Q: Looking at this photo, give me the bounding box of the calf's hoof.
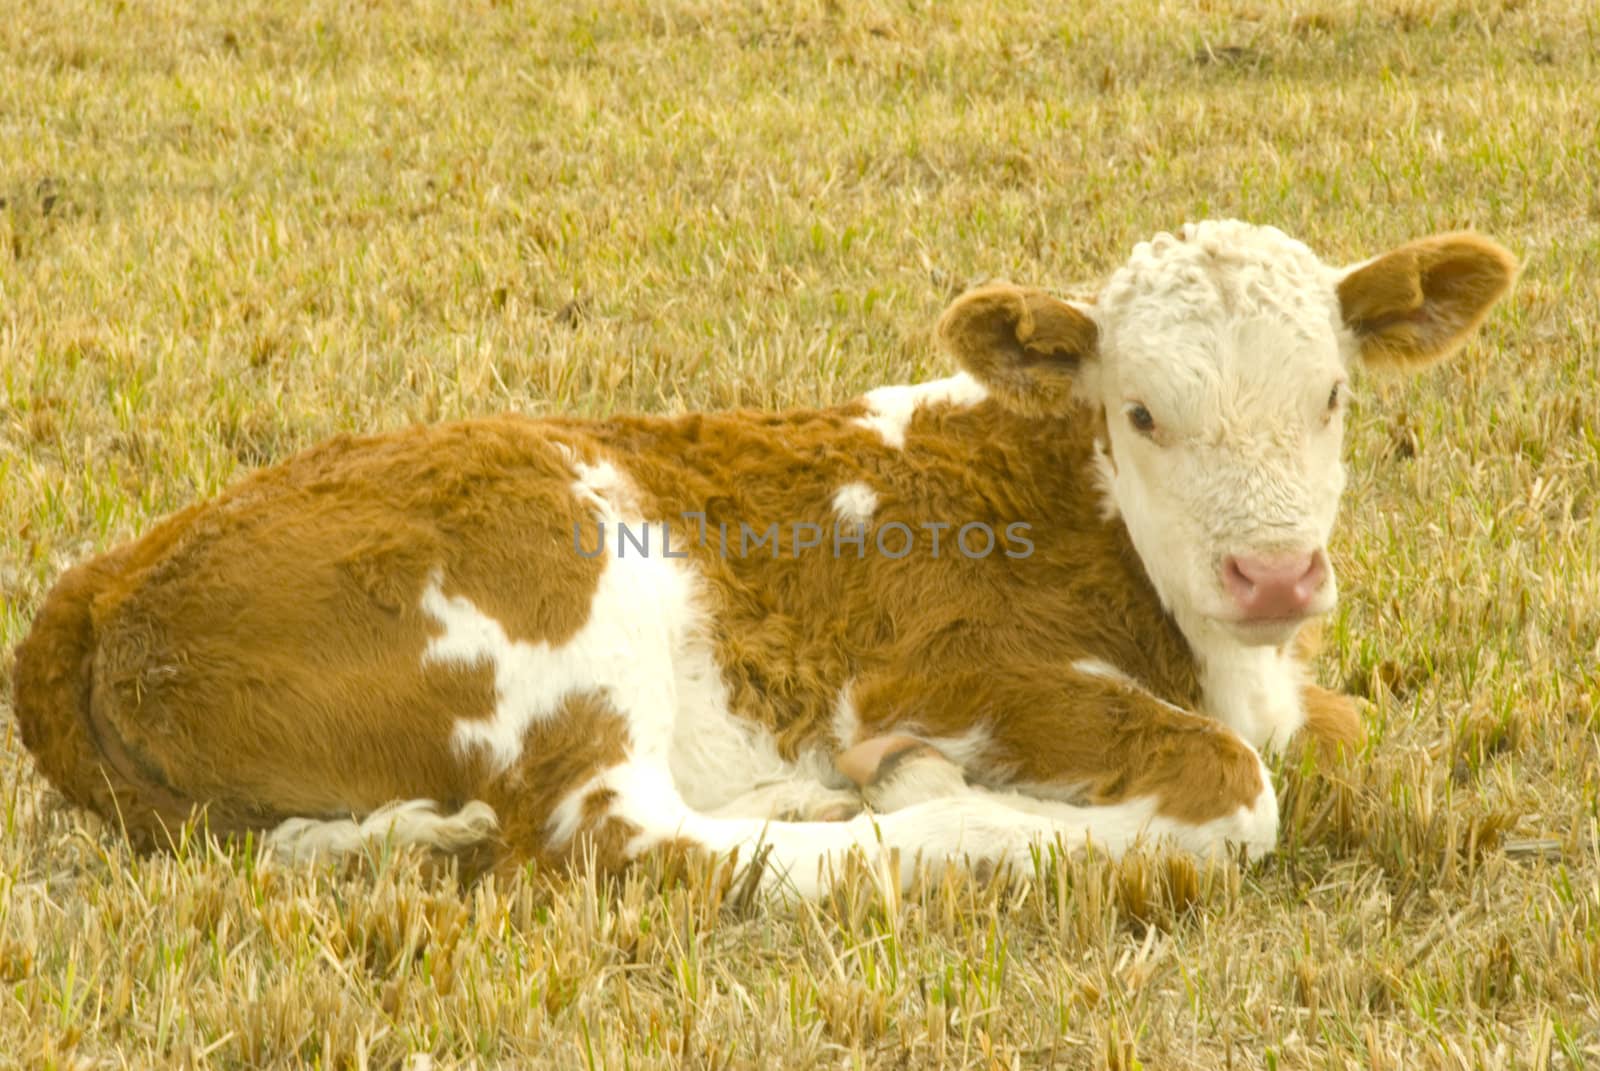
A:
[835,735,968,814]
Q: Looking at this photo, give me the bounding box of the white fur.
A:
[666,623,857,817]
[1090,221,1348,650]
[546,770,610,848]
[1184,621,1310,751]
[704,778,862,822]
[831,685,862,750]
[1012,753,1276,859]
[910,725,992,772]
[864,742,1277,860]
[853,372,987,449]
[591,756,1086,898]
[422,544,690,770]
[422,459,692,771]
[1090,440,1121,521]
[830,481,879,527]
[1070,657,1139,687]
[266,800,498,861]
[433,456,862,831]
[860,744,968,813]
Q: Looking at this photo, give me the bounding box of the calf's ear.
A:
[936,283,1099,417]
[1337,233,1517,370]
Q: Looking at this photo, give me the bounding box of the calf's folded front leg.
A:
[839,663,1280,859]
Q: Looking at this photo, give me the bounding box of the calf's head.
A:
[941,221,1516,646]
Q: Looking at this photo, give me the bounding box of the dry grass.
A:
[2,0,1598,1066]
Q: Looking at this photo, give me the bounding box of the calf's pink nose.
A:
[1222,550,1327,619]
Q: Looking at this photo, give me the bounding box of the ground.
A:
[2,1,1598,1067]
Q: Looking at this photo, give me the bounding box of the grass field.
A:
[3,0,1599,1066]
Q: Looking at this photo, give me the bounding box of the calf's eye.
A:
[1127,404,1155,434]
[1326,381,1355,417]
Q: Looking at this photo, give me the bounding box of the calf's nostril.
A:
[1298,550,1329,594]
[1223,555,1254,591]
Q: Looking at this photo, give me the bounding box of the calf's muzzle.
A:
[1222,550,1328,621]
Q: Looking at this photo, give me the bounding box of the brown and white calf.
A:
[11,222,1515,897]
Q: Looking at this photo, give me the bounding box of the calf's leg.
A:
[840,663,1280,859]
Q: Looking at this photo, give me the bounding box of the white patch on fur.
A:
[421,460,691,770]
[706,777,862,822]
[1090,441,1120,521]
[265,800,498,861]
[830,482,879,527]
[666,631,853,814]
[569,457,637,517]
[432,452,860,837]
[913,725,991,771]
[831,685,862,749]
[598,756,1088,899]
[1070,657,1138,686]
[546,770,611,848]
[1185,622,1309,751]
[421,549,686,770]
[853,372,988,449]
[645,567,858,815]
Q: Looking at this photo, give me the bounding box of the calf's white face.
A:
[940,220,1516,648]
[1093,222,1351,643]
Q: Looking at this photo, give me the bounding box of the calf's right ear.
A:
[937,283,1099,418]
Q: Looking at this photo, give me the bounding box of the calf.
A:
[11,222,1515,897]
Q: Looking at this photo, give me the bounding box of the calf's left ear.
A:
[1337,233,1518,370]
[936,283,1099,417]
